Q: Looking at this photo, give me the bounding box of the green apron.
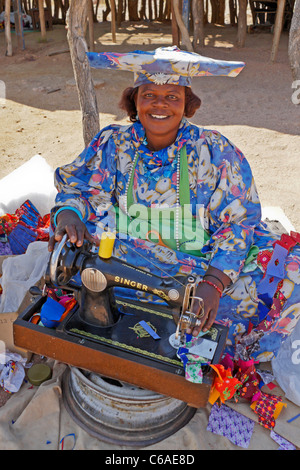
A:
[117,146,210,257]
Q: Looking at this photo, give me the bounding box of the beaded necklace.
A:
[124,147,181,251]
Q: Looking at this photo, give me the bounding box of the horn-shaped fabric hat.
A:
[86,46,245,87]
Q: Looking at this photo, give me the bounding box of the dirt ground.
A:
[0,18,300,230]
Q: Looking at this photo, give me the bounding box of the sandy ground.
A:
[0,18,300,448]
[0,18,299,233]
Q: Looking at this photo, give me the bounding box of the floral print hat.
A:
[86,46,245,88]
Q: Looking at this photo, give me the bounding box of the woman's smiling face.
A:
[135,83,186,151]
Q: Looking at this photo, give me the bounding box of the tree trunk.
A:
[192,0,205,48]
[236,0,247,47]
[163,0,171,20]
[217,0,225,24]
[153,0,158,18]
[229,0,237,25]
[158,0,164,19]
[210,0,218,22]
[128,0,139,20]
[102,0,110,21]
[94,0,100,20]
[66,0,100,147]
[289,0,300,80]
[139,0,146,19]
[148,0,153,20]
[53,0,59,21]
[173,0,194,51]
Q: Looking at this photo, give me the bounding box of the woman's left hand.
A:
[186,281,221,336]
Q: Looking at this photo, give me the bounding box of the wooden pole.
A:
[192,0,205,48]
[38,0,47,41]
[66,0,100,147]
[5,0,12,56]
[88,0,95,51]
[236,0,247,47]
[173,0,194,51]
[182,0,190,31]
[217,0,225,24]
[13,0,25,50]
[111,0,116,43]
[171,0,180,46]
[270,0,286,62]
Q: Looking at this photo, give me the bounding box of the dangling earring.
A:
[135,112,139,121]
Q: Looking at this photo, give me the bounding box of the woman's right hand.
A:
[48,209,98,252]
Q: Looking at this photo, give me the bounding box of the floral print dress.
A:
[52,118,300,362]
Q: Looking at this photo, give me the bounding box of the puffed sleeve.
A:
[199,130,261,282]
[52,125,119,234]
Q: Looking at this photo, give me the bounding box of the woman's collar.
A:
[132,118,189,153]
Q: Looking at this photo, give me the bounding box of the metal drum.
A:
[62,366,197,447]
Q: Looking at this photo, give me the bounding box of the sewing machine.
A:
[13,234,228,408]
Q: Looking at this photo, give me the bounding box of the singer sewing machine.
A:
[13,234,228,408]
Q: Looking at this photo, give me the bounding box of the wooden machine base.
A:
[13,296,228,408]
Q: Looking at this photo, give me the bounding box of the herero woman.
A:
[49,46,300,364]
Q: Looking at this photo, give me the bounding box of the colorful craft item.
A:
[273,233,299,252]
[40,297,66,328]
[207,403,255,449]
[270,430,296,450]
[177,333,210,384]
[209,364,242,405]
[234,359,261,402]
[250,231,300,344]
[251,391,286,430]
[290,231,300,244]
[0,242,13,256]
[234,330,264,361]
[0,200,50,255]
[177,346,206,384]
[257,249,273,272]
[256,292,287,333]
[29,289,76,327]
[58,298,77,322]
[255,231,300,330]
[209,353,289,433]
[16,199,40,229]
[36,213,50,241]
[0,213,19,236]
[8,224,38,254]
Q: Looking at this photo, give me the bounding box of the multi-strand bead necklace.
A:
[124,147,181,251]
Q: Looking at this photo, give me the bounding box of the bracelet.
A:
[203,274,225,291]
[53,206,83,227]
[199,279,223,297]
